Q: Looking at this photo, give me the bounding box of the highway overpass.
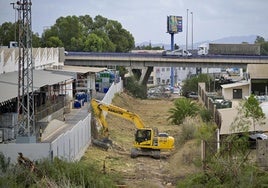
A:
[64,52,268,85]
[64,52,268,69]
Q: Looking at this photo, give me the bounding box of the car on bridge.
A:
[162,49,192,57]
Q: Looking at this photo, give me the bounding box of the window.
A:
[157,78,161,84]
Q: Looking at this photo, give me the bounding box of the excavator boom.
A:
[91,99,146,129]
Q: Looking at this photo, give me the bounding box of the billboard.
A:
[167,16,182,34]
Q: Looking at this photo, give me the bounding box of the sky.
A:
[1,0,268,46]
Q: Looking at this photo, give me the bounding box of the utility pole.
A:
[13,0,35,143]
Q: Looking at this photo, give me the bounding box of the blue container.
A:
[74,100,81,108]
[76,93,81,100]
[103,88,109,93]
[76,92,87,102]
[84,94,88,102]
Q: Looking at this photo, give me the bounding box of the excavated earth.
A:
[82,92,201,188]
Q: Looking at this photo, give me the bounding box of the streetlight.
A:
[191,12,193,50]
[186,9,189,50]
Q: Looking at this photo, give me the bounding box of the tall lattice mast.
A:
[15,0,35,142]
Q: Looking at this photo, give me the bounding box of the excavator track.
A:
[131,148,160,159]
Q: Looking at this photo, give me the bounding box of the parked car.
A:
[187,92,198,99]
[249,132,268,140]
[239,132,268,149]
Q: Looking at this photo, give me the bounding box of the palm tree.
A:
[168,98,199,125]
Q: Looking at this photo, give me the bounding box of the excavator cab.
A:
[135,129,152,143]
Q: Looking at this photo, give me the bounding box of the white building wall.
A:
[222,85,250,100]
[153,66,196,86]
[0,48,61,74]
[201,68,222,74]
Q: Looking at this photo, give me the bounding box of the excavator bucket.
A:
[92,138,113,150]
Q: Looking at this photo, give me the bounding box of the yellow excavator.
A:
[91,98,175,159]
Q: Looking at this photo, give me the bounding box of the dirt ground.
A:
[83,92,201,188]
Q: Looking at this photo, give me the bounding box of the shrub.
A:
[199,108,213,123]
[0,157,117,188]
[125,76,147,99]
[177,117,199,145]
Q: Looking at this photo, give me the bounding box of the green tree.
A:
[134,45,163,50]
[93,15,108,30]
[125,76,147,99]
[182,74,212,97]
[243,94,265,132]
[78,15,93,36]
[255,36,265,43]
[70,37,85,51]
[0,22,41,47]
[168,98,199,125]
[84,33,103,52]
[117,66,128,81]
[260,42,268,55]
[0,22,15,46]
[92,30,116,52]
[40,15,134,52]
[45,36,63,47]
[255,35,268,55]
[32,32,41,47]
[106,20,135,52]
[45,16,82,50]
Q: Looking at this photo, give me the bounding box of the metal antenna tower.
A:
[13,0,35,142]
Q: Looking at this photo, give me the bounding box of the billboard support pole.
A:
[170,33,174,92]
[167,15,182,92]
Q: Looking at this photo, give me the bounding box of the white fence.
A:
[50,115,91,161]
[0,79,123,163]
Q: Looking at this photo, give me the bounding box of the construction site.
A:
[84,92,200,187]
[2,1,268,187]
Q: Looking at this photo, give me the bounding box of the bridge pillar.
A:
[127,67,153,86]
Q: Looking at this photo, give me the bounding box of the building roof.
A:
[248,64,268,79]
[0,70,73,103]
[221,81,249,89]
[46,66,107,74]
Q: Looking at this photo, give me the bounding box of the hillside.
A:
[82,93,201,187]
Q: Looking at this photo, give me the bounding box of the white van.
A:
[162,49,192,57]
